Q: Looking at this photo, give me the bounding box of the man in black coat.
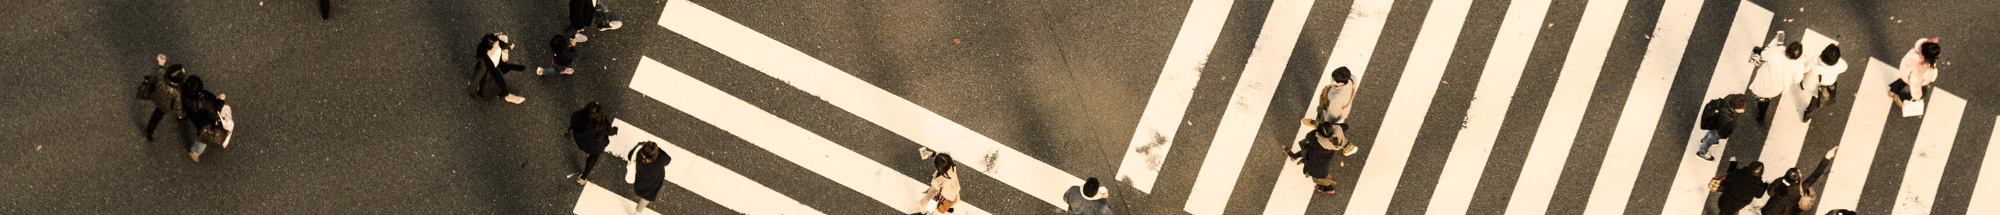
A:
[570,102,617,184]
[1695,95,1749,161]
[140,54,187,141]
[1762,147,1837,215]
[1716,158,1765,215]
[629,141,667,215]
[1282,121,1346,195]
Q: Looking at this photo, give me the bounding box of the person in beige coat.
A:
[918,148,960,214]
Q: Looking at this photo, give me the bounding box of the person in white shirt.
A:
[1749,33,1803,123]
[1891,38,1940,109]
[1801,44,1845,118]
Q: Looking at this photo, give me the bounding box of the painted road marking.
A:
[1343,0,1475,213]
[1501,0,1632,213]
[1578,0,1705,212]
[628,57,986,214]
[1891,89,1964,215]
[1815,59,1900,214]
[1259,0,1396,213]
[657,0,1079,208]
[1655,2,1771,214]
[1116,0,1238,193]
[569,119,824,215]
[1966,117,2000,213]
[1178,0,1316,213]
[1421,0,1553,213]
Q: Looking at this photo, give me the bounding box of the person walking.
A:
[469,33,530,104]
[1063,177,1114,215]
[139,54,187,141]
[628,141,668,215]
[1890,38,1941,115]
[1762,147,1838,215]
[181,79,230,162]
[1304,67,1356,126]
[1694,94,1749,161]
[569,102,617,184]
[917,147,960,214]
[1749,33,1804,123]
[568,0,622,43]
[1802,44,1846,119]
[1712,158,1766,215]
[1280,121,1352,194]
[540,33,579,75]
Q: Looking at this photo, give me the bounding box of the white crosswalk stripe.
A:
[1968,117,2000,213]
[1115,0,1237,193]
[1179,0,1314,213]
[600,0,1996,214]
[1892,89,1965,215]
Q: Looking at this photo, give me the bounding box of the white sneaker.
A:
[573,33,589,43]
[505,94,526,104]
[601,21,623,31]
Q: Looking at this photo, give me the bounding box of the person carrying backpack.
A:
[1763,147,1838,215]
[1695,94,1749,161]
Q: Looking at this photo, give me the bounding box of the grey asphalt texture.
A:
[1,0,1996,214]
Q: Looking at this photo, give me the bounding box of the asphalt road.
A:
[2,0,1996,214]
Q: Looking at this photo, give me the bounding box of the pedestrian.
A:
[1304,67,1356,126]
[541,33,579,76]
[469,33,530,104]
[1749,33,1803,123]
[181,79,231,162]
[1694,94,1749,161]
[1802,44,1845,118]
[1064,177,1114,215]
[568,0,623,43]
[1280,121,1352,194]
[917,147,959,214]
[1890,38,1940,114]
[1824,209,1857,215]
[1762,147,1838,215]
[569,102,617,184]
[628,141,668,215]
[1711,158,1765,215]
[138,54,187,141]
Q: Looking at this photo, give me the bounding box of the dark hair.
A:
[1920,42,1940,65]
[182,75,204,92]
[1745,162,1765,177]
[1082,177,1101,197]
[165,64,187,80]
[1784,42,1803,59]
[1727,95,1749,111]
[1331,67,1353,85]
[1819,44,1841,65]
[1785,167,1802,182]
[637,141,662,163]
[932,153,955,178]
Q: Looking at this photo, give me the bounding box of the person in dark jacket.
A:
[1063,177,1114,215]
[140,54,187,141]
[1762,147,1837,215]
[1716,158,1766,215]
[570,102,617,184]
[540,34,579,75]
[568,0,621,43]
[629,141,667,215]
[1695,95,1750,161]
[470,33,530,104]
[180,80,227,162]
[1281,121,1348,194]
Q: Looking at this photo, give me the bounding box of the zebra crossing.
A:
[575,0,1997,214]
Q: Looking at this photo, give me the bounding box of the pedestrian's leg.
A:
[578,152,601,184]
[187,140,207,162]
[595,0,621,30]
[144,109,166,141]
[1696,131,1720,160]
[633,199,648,215]
[319,0,330,19]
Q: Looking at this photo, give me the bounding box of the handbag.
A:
[1708,175,1726,192]
[137,76,158,98]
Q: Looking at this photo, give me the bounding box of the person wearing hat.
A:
[1280,121,1353,194]
[1064,177,1114,215]
[140,54,188,142]
[1762,147,1838,215]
